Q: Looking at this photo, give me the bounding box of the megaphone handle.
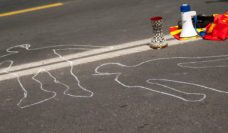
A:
[194,15,207,37]
[194,16,200,36]
[194,16,197,30]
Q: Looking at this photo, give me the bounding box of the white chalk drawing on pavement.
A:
[94,55,228,102]
[0,44,102,109]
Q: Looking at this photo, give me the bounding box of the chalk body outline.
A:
[0,44,101,109]
[94,55,228,102]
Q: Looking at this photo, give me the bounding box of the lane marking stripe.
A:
[0,35,174,73]
[0,3,63,17]
[0,36,202,81]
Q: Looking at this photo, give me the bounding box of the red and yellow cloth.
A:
[204,12,228,41]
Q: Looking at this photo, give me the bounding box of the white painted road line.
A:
[0,35,202,81]
[0,35,173,73]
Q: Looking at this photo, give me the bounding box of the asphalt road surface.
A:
[0,0,228,133]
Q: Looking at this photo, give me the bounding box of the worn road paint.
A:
[0,3,63,17]
[0,36,201,81]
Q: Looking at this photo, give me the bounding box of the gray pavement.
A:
[0,0,228,133]
[1,40,228,133]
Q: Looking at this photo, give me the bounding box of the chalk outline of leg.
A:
[94,55,228,102]
[53,48,94,97]
[0,44,100,109]
[177,57,228,68]
[17,69,58,109]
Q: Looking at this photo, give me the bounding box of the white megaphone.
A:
[180,4,198,38]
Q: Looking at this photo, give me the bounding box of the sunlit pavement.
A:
[0,0,228,132]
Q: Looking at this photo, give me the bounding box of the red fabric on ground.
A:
[204,12,228,41]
